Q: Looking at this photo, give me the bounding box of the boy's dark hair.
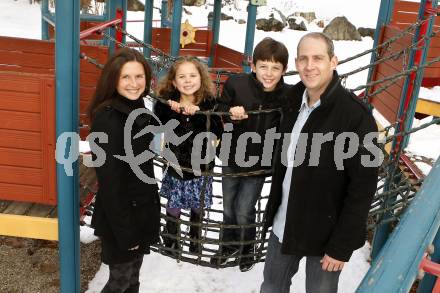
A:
[252,37,288,70]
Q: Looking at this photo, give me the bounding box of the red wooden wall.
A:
[0,71,56,204]
[369,0,440,122]
[0,36,107,205]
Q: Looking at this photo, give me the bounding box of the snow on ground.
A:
[1,0,439,292]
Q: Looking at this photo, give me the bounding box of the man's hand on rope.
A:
[229,106,248,120]
[321,254,345,271]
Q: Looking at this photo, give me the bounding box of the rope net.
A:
[79,17,440,268]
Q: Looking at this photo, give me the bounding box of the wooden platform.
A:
[0,200,58,240]
[416,98,440,117]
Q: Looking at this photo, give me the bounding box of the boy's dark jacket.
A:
[264,72,379,261]
[217,72,292,174]
[90,97,160,264]
[154,92,223,180]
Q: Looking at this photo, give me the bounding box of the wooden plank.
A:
[393,0,420,13]
[416,99,440,117]
[0,128,42,150]
[0,92,40,113]
[0,165,43,186]
[0,51,54,70]
[2,201,33,215]
[371,97,398,122]
[0,214,58,240]
[26,204,56,217]
[0,36,54,55]
[0,182,44,203]
[0,110,41,132]
[0,147,43,168]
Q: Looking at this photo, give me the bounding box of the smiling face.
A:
[251,60,285,92]
[116,61,146,101]
[295,36,338,99]
[172,61,201,101]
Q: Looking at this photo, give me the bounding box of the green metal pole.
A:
[170,0,183,58]
[208,0,222,67]
[55,0,80,292]
[41,0,50,40]
[243,0,257,72]
[161,0,169,28]
[144,0,154,59]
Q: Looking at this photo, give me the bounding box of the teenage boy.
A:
[212,37,292,272]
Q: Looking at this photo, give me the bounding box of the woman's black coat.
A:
[90,97,160,264]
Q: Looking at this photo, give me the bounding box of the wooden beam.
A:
[0,214,58,240]
[416,99,440,117]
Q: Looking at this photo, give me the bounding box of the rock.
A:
[293,12,316,23]
[39,261,59,274]
[207,11,233,21]
[256,18,285,32]
[287,17,307,31]
[315,20,325,28]
[4,237,27,248]
[127,0,144,11]
[183,0,206,6]
[323,16,362,41]
[358,27,375,38]
[236,19,246,24]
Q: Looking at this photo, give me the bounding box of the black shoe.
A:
[239,245,255,272]
[239,256,255,272]
[210,248,239,265]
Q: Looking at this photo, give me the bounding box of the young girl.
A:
[88,48,160,293]
[155,56,223,254]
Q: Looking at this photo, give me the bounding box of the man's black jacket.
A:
[264,72,379,261]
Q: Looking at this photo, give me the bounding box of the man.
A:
[260,32,379,292]
[211,37,292,272]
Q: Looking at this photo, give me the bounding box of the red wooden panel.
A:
[0,166,43,186]
[0,148,42,168]
[0,92,40,113]
[371,97,399,122]
[0,129,41,150]
[0,183,43,203]
[212,44,244,68]
[0,71,56,205]
[393,0,420,13]
[0,110,41,132]
[0,36,54,55]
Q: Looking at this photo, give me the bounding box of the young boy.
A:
[212,37,292,272]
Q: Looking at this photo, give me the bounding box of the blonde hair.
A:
[156,56,215,105]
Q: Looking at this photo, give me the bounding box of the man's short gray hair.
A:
[297,32,335,59]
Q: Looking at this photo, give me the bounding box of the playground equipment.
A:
[1,0,440,292]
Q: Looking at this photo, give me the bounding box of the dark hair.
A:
[87,48,152,122]
[156,56,215,105]
[297,32,335,59]
[252,37,289,70]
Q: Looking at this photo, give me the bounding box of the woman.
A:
[88,48,160,293]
